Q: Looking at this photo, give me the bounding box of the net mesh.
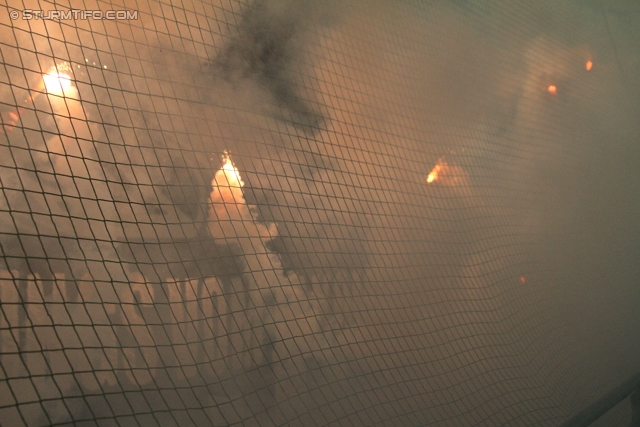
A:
[1,1,639,426]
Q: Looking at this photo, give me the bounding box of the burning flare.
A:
[209,150,249,232]
[208,150,277,239]
[1,63,75,134]
[43,71,72,96]
[206,150,323,372]
[427,159,445,183]
[425,157,469,189]
[215,150,244,193]
[43,63,74,96]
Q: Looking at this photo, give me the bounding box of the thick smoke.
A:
[0,0,639,426]
[211,0,333,132]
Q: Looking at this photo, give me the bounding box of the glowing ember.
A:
[547,85,557,95]
[520,276,526,284]
[585,60,593,71]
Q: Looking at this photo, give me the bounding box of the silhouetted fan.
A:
[117,235,246,283]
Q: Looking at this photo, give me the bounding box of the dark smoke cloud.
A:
[211,0,334,132]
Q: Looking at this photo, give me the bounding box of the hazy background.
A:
[0,0,639,425]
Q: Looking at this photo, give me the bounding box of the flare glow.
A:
[43,68,72,96]
[216,151,244,191]
[210,151,247,226]
[427,159,445,183]
[426,166,440,183]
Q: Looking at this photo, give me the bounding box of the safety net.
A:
[1,0,639,426]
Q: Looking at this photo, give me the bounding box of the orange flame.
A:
[547,85,557,95]
[211,150,244,205]
[426,163,442,183]
[585,60,593,71]
[208,150,251,240]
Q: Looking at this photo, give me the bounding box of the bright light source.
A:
[2,63,77,134]
[426,164,441,183]
[547,85,557,95]
[586,60,593,71]
[43,66,73,96]
[219,150,244,189]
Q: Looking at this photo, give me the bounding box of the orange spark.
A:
[520,276,526,284]
[547,85,557,95]
[585,60,593,71]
